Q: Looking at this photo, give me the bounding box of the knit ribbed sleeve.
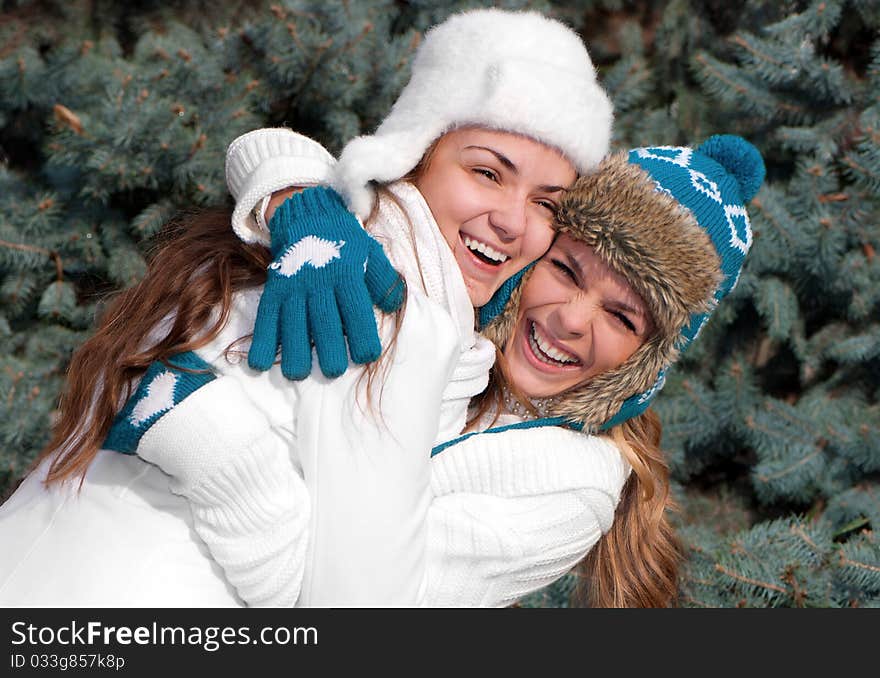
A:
[138,378,308,608]
[425,427,629,607]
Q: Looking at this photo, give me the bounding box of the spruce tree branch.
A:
[693,54,805,116]
[818,193,848,203]
[284,20,333,103]
[746,416,814,449]
[782,569,807,606]
[838,553,880,574]
[764,400,823,440]
[759,401,848,450]
[790,524,820,551]
[0,239,64,281]
[336,21,373,57]
[750,197,797,246]
[823,423,850,445]
[0,15,27,59]
[682,571,717,592]
[5,367,23,407]
[842,154,880,184]
[753,335,776,368]
[832,517,870,539]
[757,447,823,482]
[681,380,713,416]
[730,35,783,68]
[714,563,788,594]
[678,592,713,608]
[291,19,372,101]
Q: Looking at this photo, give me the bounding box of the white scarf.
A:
[370,181,477,352]
[370,181,496,441]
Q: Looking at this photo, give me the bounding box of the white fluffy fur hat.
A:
[332,8,614,219]
[226,128,336,245]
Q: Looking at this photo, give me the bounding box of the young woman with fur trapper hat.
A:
[449,134,766,606]
[142,137,763,608]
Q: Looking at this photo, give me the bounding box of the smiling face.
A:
[413,127,577,307]
[503,233,655,399]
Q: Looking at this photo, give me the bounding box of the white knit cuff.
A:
[138,377,273,487]
[225,128,336,245]
[180,435,301,539]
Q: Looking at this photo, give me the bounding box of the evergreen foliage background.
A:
[1,0,878,607]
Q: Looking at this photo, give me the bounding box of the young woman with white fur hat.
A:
[198,8,611,604]
[0,8,613,606]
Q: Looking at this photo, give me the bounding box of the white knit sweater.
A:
[138,182,629,607]
[141,372,630,608]
[137,181,492,606]
[427,426,628,607]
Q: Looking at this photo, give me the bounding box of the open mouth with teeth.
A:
[527,321,581,367]
[463,235,510,266]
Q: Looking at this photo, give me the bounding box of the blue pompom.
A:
[697,134,765,202]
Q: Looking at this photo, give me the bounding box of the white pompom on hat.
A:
[332,8,615,219]
[226,128,336,245]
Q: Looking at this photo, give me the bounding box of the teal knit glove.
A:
[103,351,215,454]
[248,186,405,380]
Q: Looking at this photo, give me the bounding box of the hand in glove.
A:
[248,186,405,380]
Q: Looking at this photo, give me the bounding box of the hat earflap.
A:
[548,329,680,431]
[598,309,711,430]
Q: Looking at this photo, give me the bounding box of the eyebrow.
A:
[565,250,585,284]
[464,145,567,193]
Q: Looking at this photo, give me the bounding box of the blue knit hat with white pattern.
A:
[480,134,765,432]
[601,134,765,428]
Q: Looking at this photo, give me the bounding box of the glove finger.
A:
[337,279,383,365]
[365,240,405,312]
[248,292,282,372]
[308,291,349,379]
[280,294,312,380]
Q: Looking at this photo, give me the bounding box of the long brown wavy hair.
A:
[37,175,421,488]
[576,410,683,608]
[469,356,683,608]
[36,208,271,485]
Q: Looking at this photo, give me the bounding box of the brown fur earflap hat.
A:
[480,135,765,432]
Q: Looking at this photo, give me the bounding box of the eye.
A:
[551,258,577,283]
[473,167,499,183]
[609,309,637,333]
[535,199,557,214]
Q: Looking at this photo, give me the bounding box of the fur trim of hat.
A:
[482,152,722,431]
[330,8,613,219]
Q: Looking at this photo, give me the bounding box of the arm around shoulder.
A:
[425,427,629,607]
[131,365,310,608]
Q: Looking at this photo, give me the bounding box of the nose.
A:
[488,198,528,243]
[549,294,595,339]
